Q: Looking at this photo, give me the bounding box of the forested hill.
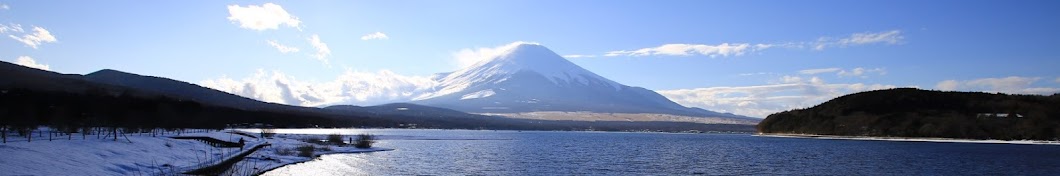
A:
[757,88,1060,140]
[0,61,399,130]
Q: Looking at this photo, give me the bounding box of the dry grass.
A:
[354,134,375,149]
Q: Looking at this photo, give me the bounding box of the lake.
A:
[263,129,1060,175]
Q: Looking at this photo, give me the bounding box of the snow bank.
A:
[0,129,391,175]
[0,130,241,175]
[230,133,392,175]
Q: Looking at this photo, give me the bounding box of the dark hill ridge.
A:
[0,59,129,94]
[757,88,1060,140]
[83,69,274,110]
[0,62,396,129]
[81,69,484,124]
[81,69,381,121]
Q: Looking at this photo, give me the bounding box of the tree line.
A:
[0,88,395,143]
[757,88,1060,140]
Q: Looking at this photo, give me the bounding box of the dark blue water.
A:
[264,129,1060,175]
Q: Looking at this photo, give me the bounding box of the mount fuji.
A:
[411,43,755,121]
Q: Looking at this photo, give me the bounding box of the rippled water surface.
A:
[263,129,1060,175]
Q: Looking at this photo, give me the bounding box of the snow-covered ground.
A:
[224,132,391,175]
[0,129,390,175]
[757,133,1060,145]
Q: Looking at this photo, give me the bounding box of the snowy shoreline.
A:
[253,148,393,175]
[756,133,1060,145]
[0,129,392,175]
[237,133,393,175]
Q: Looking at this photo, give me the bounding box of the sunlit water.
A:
[262,129,1060,175]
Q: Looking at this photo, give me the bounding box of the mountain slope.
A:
[0,61,394,129]
[412,43,754,121]
[0,60,131,94]
[83,69,274,110]
[79,68,504,123]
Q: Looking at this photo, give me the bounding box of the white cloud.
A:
[200,69,436,107]
[562,54,596,58]
[451,41,537,68]
[226,3,301,31]
[808,77,825,85]
[837,67,886,78]
[360,32,389,40]
[596,29,902,58]
[662,68,896,117]
[307,34,331,65]
[8,26,57,49]
[798,68,840,75]
[13,56,50,71]
[754,44,773,50]
[1,4,9,10]
[266,40,300,53]
[0,23,23,34]
[934,76,1060,95]
[605,43,760,57]
[813,30,904,50]
[659,77,897,118]
[839,30,904,46]
[779,75,803,84]
[602,52,623,57]
[798,67,885,78]
[738,72,771,76]
[935,80,959,91]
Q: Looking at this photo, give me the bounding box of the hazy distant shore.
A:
[756,133,1060,145]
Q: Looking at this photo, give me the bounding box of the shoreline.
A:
[239,127,754,135]
[253,148,394,175]
[0,128,396,175]
[756,133,1060,145]
[218,131,395,175]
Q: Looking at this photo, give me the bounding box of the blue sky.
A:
[3,0,1059,117]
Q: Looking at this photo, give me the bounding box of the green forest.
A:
[757,88,1060,140]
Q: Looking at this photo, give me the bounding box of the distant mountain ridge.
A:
[0,59,126,94]
[0,61,397,129]
[77,68,492,122]
[411,43,755,121]
[83,69,274,110]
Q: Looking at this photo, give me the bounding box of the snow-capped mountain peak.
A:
[409,43,751,120]
[416,43,622,100]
